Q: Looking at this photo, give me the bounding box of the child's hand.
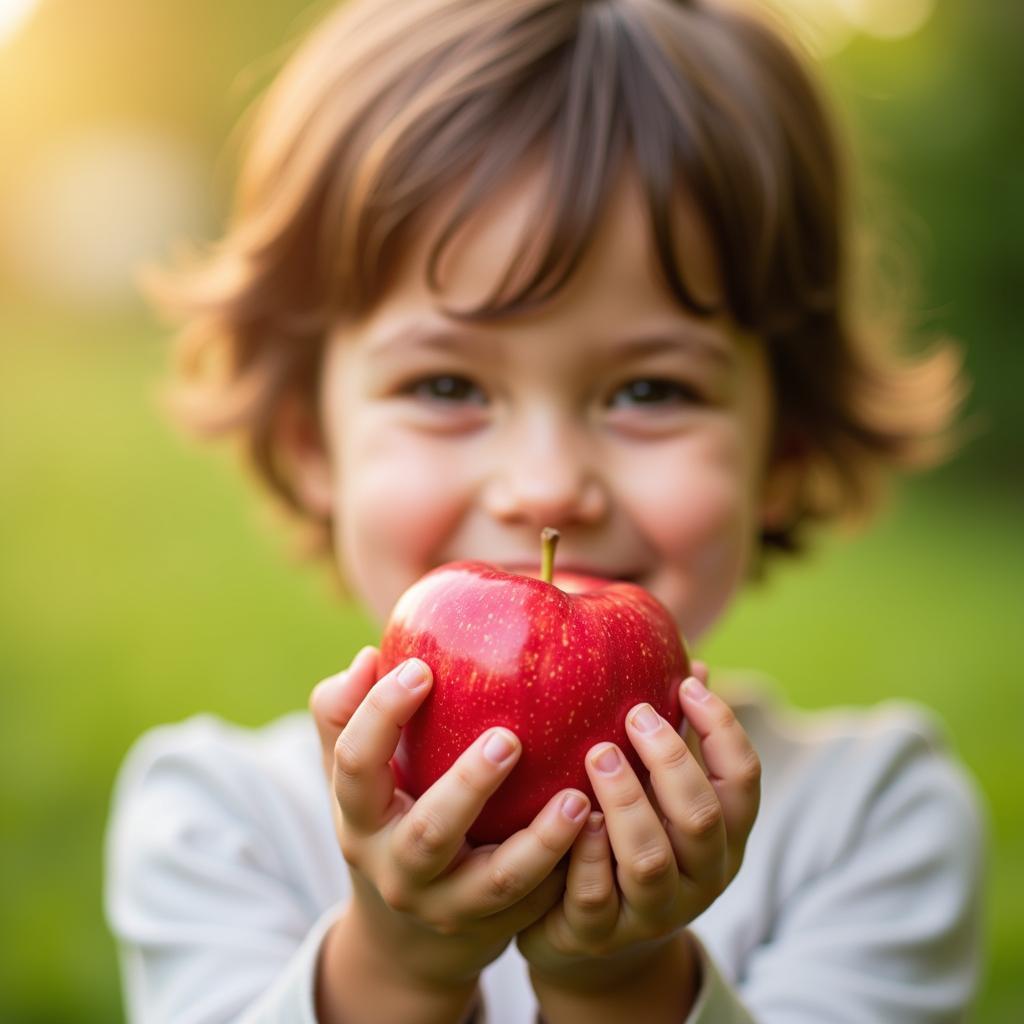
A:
[309,647,592,993]
[515,661,761,991]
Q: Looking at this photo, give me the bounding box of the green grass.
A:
[2,304,1021,1022]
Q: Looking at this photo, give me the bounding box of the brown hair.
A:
[149,0,970,578]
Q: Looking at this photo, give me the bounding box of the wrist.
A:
[529,931,700,1024]
[528,933,671,993]
[317,904,480,1024]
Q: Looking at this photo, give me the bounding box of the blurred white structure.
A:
[2,125,209,310]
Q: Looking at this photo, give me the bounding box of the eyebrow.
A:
[365,321,736,367]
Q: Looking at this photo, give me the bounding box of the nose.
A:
[481,408,609,530]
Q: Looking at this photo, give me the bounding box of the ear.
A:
[275,396,334,520]
[758,433,807,532]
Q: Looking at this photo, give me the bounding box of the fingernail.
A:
[483,728,518,765]
[560,792,588,822]
[397,659,430,689]
[592,744,622,775]
[585,811,605,833]
[681,676,712,703]
[629,703,661,734]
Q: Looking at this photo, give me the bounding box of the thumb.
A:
[309,645,379,780]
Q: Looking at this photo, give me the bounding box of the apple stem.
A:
[540,527,560,584]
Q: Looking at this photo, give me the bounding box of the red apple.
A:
[379,529,690,844]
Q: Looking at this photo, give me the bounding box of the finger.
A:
[586,743,678,912]
[679,677,761,876]
[333,658,434,834]
[390,727,523,883]
[436,788,590,919]
[626,702,727,891]
[310,646,379,778]
[562,812,620,941]
[481,858,570,938]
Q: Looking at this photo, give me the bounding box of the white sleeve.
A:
[685,719,987,1024]
[678,935,756,1024]
[104,720,341,1024]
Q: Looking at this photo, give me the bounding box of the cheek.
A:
[333,425,471,621]
[630,432,758,546]
[618,429,762,638]
[656,466,755,591]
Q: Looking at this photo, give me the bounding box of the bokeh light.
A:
[837,0,936,40]
[764,0,937,56]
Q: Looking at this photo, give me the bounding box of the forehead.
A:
[373,157,724,326]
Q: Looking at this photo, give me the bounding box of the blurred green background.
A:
[1,1,1021,1021]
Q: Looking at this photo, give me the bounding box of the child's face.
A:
[297,164,791,645]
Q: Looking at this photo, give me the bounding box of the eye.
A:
[404,374,487,406]
[608,377,700,409]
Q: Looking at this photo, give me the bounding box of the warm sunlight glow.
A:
[769,0,937,55]
[0,0,38,47]
[836,0,936,40]
[764,0,855,58]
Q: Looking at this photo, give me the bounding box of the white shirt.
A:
[104,680,987,1023]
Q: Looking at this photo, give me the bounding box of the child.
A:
[105,0,986,1021]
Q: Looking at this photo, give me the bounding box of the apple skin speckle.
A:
[379,561,689,845]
